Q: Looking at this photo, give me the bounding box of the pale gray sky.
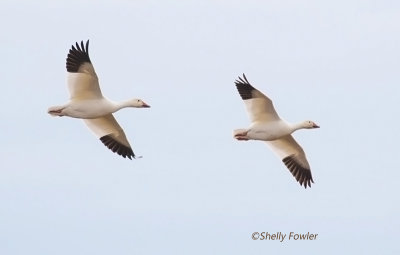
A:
[1,0,399,254]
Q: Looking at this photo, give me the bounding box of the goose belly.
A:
[247,123,290,141]
[64,100,113,119]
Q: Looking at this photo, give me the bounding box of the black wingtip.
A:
[100,135,135,160]
[235,73,255,100]
[66,39,91,73]
[282,155,314,189]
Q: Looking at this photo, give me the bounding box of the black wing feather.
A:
[66,40,91,73]
[282,155,314,188]
[100,135,135,160]
[235,73,256,100]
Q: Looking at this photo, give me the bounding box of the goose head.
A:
[303,120,320,129]
[129,99,151,108]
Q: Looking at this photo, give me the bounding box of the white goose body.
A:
[247,120,294,141]
[48,40,150,159]
[50,98,143,119]
[233,74,319,188]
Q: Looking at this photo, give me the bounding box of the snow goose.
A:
[233,74,319,188]
[48,40,150,159]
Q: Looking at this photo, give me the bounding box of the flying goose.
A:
[48,40,150,159]
[233,74,319,188]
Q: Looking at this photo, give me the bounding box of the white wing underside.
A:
[83,114,132,148]
[67,63,102,100]
[265,135,310,169]
[245,90,280,123]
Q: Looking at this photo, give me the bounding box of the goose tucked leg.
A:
[233,129,249,141]
[48,106,66,117]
